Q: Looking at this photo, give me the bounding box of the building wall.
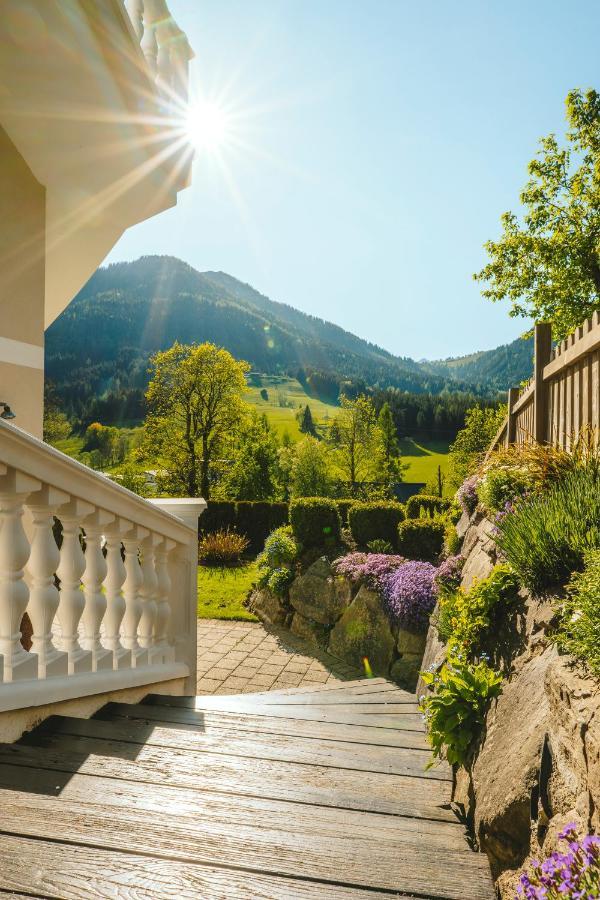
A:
[0,124,45,438]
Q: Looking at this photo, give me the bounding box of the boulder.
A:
[460,516,497,589]
[290,612,329,650]
[327,585,395,676]
[390,654,422,690]
[397,629,426,656]
[249,588,289,627]
[416,600,446,698]
[289,557,352,625]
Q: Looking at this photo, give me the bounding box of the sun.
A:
[185,100,231,153]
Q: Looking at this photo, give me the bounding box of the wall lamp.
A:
[0,402,16,420]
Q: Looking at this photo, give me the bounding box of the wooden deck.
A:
[0,677,494,898]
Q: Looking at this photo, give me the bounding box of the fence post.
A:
[506,387,519,445]
[534,323,552,444]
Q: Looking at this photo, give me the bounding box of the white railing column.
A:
[0,469,41,681]
[103,519,132,670]
[56,498,94,674]
[154,537,175,662]
[122,525,149,667]
[81,509,115,672]
[26,485,69,678]
[139,532,161,663]
[124,0,144,41]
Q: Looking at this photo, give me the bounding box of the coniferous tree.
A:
[298,404,317,437]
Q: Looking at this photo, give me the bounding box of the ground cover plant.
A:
[333,552,405,590]
[556,550,600,678]
[517,822,600,899]
[382,560,438,632]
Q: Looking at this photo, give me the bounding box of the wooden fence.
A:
[489,314,600,453]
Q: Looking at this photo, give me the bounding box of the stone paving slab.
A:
[197,619,362,695]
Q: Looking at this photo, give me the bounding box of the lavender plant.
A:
[435,555,464,594]
[382,560,438,632]
[517,823,600,899]
[456,475,479,515]
[333,552,405,590]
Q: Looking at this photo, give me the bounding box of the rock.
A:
[390,654,421,690]
[397,629,426,655]
[290,612,329,650]
[460,516,497,589]
[289,557,352,625]
[327,585,395,676]
[249,588,288,627]
[416,600,447,698]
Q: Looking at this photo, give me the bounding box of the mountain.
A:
[424,335,534,392]
[45,255,533,421]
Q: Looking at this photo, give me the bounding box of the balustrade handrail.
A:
[0,419,204,716]
[122,0,194,101]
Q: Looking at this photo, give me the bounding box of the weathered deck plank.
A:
[0,679,494,899]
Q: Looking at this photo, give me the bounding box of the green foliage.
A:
[287,437,334,498]
[366,539,395,554]
[83,422,128,467]
[477,466,531,514]
[437,565,520,657]
[494,464,600,591]
[143,341,249,499]
[444,523,462,557]
[375,402,404,483]
[201,501,288,554]
[198,529,249,567]
[328,395,378,485]
[446,406,506,492]
[112,463,150,497]
[420,659,503,766]
[348,501,405,548]
[200,501,237,535]
[289,497,341,549]
[335,499,356,526]
[397,518,445,562]
[297,404,317,437]
[406,494,450,519]
[557,550,600,677]
[475,89,600,340]
[256,526,299,597]
[221,412,279,501]
[43,407,71,444]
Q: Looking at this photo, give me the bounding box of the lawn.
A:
[399,437,451,488]
[245,375,339,440]
[197,561,259,620]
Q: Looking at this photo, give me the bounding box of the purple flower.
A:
[435,554,464,592]
[457,475,479,514]
[333,552,405,590]
[382,560,438,632]
[518,825,600,898]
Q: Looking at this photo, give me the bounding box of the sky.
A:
[106,0,600,360]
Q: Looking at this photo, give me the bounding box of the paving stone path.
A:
[196,619,362,695]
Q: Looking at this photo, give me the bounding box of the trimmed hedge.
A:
[336,499,356,526]
[200,500,289,553]
[406,494,451,519]
[289,497,341,548]
[348,501,405,548]
[397,518,445,562]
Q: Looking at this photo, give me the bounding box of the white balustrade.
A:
[123,0,194,102]
[0,419,204,715]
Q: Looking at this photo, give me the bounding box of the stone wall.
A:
[249,556,427,688]
[419,508,600,897]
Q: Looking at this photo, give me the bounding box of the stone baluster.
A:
[0,469,41,681]
[140,0,159,74]
[154,537,176,662]
[56,498,94,674]
[170,32,192,102]
[139,533,161,662]
[124,0,144,41]
[103,518,132,670]
[26,485,69,678]
[122,525,149,667]
[81,509,115,672]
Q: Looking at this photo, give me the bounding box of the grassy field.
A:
[245,375,339,440]
[197,562,259,620]
[399,437,451,487]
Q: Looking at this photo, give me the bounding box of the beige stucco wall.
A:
[0,676,187,744]
[0,124,45,438]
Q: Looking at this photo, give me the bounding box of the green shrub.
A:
[257,526,299,597]
[336,499,355,527]
[493,463,600,592]
[268,502,289,532]
[556,550,600,676]
[265,567,295,597]
[477,467,530,514]
[366,539,395,554]
[406,494,450,519]
[200,501,237,536]
[444,522,462,557]
[437,564,519,656]
[235,501,272,554]
[420,659,503,766]
[289,497,341,548]
[198,529,249,566]
[397,518,445,562]
[348,501,405,548]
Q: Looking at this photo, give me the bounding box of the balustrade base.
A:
[5,650,37,682]
[91,648,114,673]
[130,647,149,668]
[37,650,68,679]
[67,648,93,675]
[113,648,133,671]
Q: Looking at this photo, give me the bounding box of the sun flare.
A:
[185,100,231,153]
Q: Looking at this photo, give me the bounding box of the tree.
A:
[222,412,279,500]
[289,437,333,497]
[375,402,403,483]
[328,395,377,487]
[43,383,71,445]
[475,89,600,340]
[446,406,506,491]
[297,404,317,437]
[143,342,249,499]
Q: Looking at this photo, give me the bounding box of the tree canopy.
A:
[475,89,600,340]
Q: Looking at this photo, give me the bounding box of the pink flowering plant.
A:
[457,475,479,514]
[517,823,600,899]
[382,560,438,632]
[332,552,405,591]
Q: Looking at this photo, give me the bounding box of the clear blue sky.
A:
[106,0,599,359]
